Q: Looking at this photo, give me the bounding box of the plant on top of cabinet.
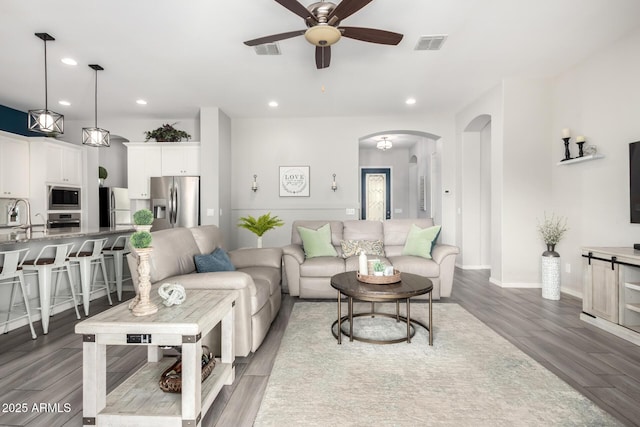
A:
[144,123,191,142]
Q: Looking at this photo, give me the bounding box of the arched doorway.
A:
[358,130,442,222]
[460,115,492,269]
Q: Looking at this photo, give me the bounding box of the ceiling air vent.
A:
[253,43,281,55]
[414,35,447,51]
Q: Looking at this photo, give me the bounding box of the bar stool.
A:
[0,248,37,339]
[21,243,80,334]
[102,235,131,301]
[68,238,112,316]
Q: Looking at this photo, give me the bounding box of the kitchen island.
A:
[0,226,135,336]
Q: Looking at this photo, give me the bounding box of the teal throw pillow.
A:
[194,248,236,272]
[297,223,338,258]
[401,224,442,259]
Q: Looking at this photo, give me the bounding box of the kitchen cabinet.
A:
[581,247,640,345]
[45,141,82,185]
[126,144,162,199]
[161,144,200,175]
[0,135,30,198]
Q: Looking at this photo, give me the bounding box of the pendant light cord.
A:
[94,69,98,128]
[43,39,48,110]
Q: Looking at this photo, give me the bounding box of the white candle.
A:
[575,135,585,143]
[561,128,571,138]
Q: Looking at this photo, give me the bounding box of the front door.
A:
[361,168,391,220]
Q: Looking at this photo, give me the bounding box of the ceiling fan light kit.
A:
[245,0,403,69]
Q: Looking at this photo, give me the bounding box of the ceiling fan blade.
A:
[340,27,403,45]
[275,0,317,24]
[244,30,306,46]
[315,46,331,69]
[328,0,373,23]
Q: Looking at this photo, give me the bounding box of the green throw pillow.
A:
[401,224,441,259]
[297,223,338,258]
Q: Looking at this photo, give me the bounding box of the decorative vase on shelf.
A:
[541,244,561,300]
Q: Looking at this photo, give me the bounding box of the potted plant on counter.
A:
[237,212,284,248]
[144,123,191,142]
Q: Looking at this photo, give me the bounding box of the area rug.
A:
[254,302,620,426]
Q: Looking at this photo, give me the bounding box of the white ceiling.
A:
[1,0,640,122]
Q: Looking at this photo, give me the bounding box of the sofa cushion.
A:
[297,223,338,258]
[239,266,281,296]
[190,225,224,254]
[194,248,235,273]
[343,220,383,241]
[300,256,346,277]
[402,224,441,259]
[340,239,385,258]
[148,228,201,283]
[387,255,440,277]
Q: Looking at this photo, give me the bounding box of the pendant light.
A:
[28,33,64,134]
[376,136,392,151]
[82,64,110,147]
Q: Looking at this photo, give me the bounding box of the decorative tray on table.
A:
[356,270,401,284]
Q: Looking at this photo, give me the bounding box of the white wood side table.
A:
[75,289,238,426]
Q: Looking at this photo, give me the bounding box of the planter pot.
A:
[257,236,263,248]
[541,244,561,300]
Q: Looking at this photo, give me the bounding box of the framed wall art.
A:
[279,166,310,197]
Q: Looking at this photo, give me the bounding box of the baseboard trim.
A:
[457,264,491,270]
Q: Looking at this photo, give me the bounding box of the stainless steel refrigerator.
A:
[149,176,200,230]
[99,187,132,228]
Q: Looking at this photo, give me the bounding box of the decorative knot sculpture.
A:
[158,283,187,307]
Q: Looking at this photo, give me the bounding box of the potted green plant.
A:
[237,212,284,248]
[373,261,385,276]
[130,230,152,249]
[144,123,191,142]
[98,166,108,187]
[133,209,153,226]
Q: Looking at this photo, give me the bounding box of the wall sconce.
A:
[331,173,338,192]
[251,174,258,192]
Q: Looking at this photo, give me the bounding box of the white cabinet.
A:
[125,142,200,199]
[0,135,30,198]
[581,247,640,345]
[45,141,82,185]
[161,144,200,175]
[126,144,162,199]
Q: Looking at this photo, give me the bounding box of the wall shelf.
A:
[557,154,604,166]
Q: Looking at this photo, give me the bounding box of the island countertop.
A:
[0,226,135,246]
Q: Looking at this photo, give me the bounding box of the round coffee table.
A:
[330,271,433,345]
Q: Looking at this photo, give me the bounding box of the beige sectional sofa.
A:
[283,219,459,299]
[126,224,282,357]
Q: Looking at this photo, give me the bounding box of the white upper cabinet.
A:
[161,144,200,175]
[0,135,30,198]
[125,142,200,199]
[45,141,82,185]
[126,144,162,199]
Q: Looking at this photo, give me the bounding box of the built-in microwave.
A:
[48,186,81,210]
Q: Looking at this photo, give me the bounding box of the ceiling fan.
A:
[243,0,403,69]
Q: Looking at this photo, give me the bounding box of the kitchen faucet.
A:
[8,199,32,230]
[34,212,47,234]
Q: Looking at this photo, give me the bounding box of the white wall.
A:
[550,26,640,296]
[230,114,456,249]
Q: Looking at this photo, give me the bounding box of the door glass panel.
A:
[366,174,386,221]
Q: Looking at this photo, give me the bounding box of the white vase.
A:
[130,247,158,316]
[541,246,561,300]
[257,236,263,248]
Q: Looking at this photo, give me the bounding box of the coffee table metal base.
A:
[333,297,432,345]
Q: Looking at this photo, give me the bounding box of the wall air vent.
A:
[414,35,447,51]
[253,43,281,55]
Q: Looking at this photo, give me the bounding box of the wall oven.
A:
[48,186,81,210]
[47,212,81,229]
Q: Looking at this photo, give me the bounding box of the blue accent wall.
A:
[0,104,42,136]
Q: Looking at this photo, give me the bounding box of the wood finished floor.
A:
[0,268,639,426]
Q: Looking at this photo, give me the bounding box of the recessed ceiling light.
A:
[268,101,278,108]
[136,99,147,105]
[406,98,416,105]
[61,58,77,66]
[58,100,71,106]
